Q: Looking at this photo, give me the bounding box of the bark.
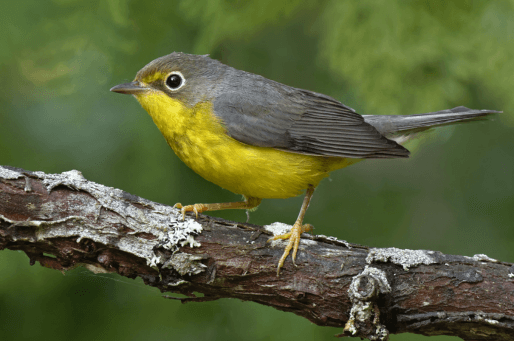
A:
[1,165,513,340]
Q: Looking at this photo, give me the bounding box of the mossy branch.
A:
[1,165,513,340]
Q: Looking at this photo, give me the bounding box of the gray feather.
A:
[136,53,500,159]
[211,66,409,158]
[363,106,501,144]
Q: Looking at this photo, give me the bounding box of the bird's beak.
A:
[110,81,150,95]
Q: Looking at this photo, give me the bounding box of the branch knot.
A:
[343,266,391,340]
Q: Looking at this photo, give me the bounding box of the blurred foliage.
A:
[1,0,513,340]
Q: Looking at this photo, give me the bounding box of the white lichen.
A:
[366,247,437,270]
[0,166,24,179]
[0,166,204,271]
[316,235,352,249]
[263,222,292,236]
[179,233,202,248]
[485,319,499,325]
[149,255,162,268]
[345,301,372,335]
[470,254,498,263]
[264,222,316,246]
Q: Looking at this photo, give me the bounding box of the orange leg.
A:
[174,197,262,220]
[268,185,315,276]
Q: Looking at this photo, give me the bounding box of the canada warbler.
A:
[111,52,500,276]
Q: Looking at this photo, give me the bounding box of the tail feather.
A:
[363,106,501,144]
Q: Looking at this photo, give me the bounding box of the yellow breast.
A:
[135,92,358,199]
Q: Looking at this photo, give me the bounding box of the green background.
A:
[1,1,513,340]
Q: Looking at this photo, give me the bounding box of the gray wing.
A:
[212,75,409,159]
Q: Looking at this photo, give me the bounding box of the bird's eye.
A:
[165,72,185,90]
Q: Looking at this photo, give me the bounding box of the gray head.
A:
[128,52,233,107]
[111,52,303,108]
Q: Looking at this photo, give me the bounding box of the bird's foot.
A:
[173,203,207,220]
[268,222,313,276]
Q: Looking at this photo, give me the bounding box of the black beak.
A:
[110,81,150,95]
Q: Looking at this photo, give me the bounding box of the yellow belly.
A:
[136,92,359,199]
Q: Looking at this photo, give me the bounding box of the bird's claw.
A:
[270,223,313,276]
[173,203,204,220]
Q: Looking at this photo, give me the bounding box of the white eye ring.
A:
[165,71,186,91]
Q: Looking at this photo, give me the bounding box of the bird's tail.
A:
[363,106,501,145]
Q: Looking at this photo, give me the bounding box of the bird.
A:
[110,52,500,276]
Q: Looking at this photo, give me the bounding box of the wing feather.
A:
[212,71,409,158]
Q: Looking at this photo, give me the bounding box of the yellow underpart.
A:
[135,91,361,199]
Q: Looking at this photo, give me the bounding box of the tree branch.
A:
[1,165,513,340]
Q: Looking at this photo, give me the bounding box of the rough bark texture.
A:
[1,165,513,340]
